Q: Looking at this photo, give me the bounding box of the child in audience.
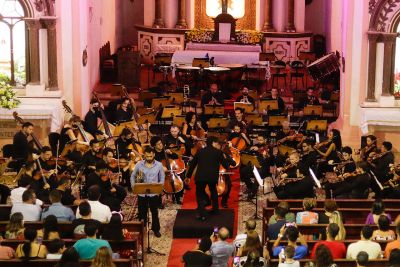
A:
[37,215,61,240]
[90,246,116,267]
[372,215,396,241]
[5,212,25,240]
[0,237,15,259]
[46,239,66,259]
[15,228,47,259]
[356,251,369,267]
[278,246,299,267]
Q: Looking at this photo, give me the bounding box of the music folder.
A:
[204,105,224,115]
[161,106,182,119]
[132,183,164,195]
[259,99,278,113]
[306,120,327,132]
[304,105,323,116]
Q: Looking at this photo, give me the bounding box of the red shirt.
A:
[310,240,346,259]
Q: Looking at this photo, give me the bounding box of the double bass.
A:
[92,92,116,146]
[12,112,43,151]
[163,150,184,194]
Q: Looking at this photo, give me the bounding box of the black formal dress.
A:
[186,145,235,217]
[84,109,103,137]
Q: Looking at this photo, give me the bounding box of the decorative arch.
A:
[369,0,400,32]
[20,0,35,18]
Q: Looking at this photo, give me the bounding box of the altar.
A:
[171,50,260,65]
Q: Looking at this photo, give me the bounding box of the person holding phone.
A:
[210,227,235,267]
[278,246,300,267]
[182,236,212,267]
[272,225,308,260]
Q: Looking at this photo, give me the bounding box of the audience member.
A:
[267,206,287,240]
[365,200,392,225]
[389,248,400,267]
[10,164,43,205]
[272,226,308,260]
[242,249,266,267]
[268,201,295,224]
[310,223,346,259]
[372,214,396,241]
[15,228,47,259]
[55,247,80,267]
[73,221,112,259]
[236,230,264,257]
[46,239,66,259]
[5,212,25,239]
[385,223,400,258]
[234,219,259,249]
[72,200,102,237]
[318,200,338,224]
[356,251,369,267]
[296,198,318,224]
[76,185,112,223]
[11,189,42,221]
[277,245,299,267]
[346,226,381,259]
[37,215,60,241]
[313,244,337,267]
[41,189,75,221]
[329,211,346,241]
[0,238,15,259]
[102,213,125,240]
[210,227,234,267]
[90,246,116,267]
[182,236,213,267]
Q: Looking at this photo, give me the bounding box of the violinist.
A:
[13,122,34,170]
[83,98,105,138]
[115,128,134,158]
[164,125,189,157]
[235,86,255,108]
[101,147,118,173]
[300,88,320,108]
[381,164,400,198]
[262,88,285,115]
[314,129,342,174]
[276,121,302,149]
[357,135,378,161]
[81,139,102,173]
[273,151,315,199]
[55,175,81,206]
[115,97,137,123]
[301,139,318,170]
[118,155,136,190]
[227,107,247,133]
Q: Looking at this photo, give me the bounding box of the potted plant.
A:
[0,81,21,109]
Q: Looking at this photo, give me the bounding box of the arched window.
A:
[206,0,245,19]
[0,0,27,87]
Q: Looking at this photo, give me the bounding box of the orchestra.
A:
[2,83,399,238]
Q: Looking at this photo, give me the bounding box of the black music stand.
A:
[306,120,327,132]
[133,183,165,255]
[204,105,224,116]
[207,117,229,129]
[259,99,278,114]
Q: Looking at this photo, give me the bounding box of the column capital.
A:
[25,18,41,30]
[366,31,382,41]
[380,33,398,43]
[40,16,57,30]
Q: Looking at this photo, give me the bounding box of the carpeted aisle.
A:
[166,170,241,266]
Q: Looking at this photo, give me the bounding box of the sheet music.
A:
[315,133,320,144]
[309,167,322,188]
[370,170,383,190]
[253,166,263,186]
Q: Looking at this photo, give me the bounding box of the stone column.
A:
[175,0,187,28]
[285,0,296,32]
[262,0,275,32]
[153,0,165,28]
[366,32,380,102]
[25,18,41,84]
[41,17,58,89]
[381,33,397,96]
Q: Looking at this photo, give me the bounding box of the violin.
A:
[46,156,69,166]
[314,139,332,149]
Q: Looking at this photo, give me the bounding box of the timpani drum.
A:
[175,65,200,88]
[205,66,230,88]
[307,52,340,81]
[217,64,245,91]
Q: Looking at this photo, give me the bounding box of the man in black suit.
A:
[13,122,34,170]
[369,141,395,197]
[185,136,235,221]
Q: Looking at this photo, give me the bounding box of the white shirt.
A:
[46,253,62,259]
[346,240,381,259]
[75,200,111,223]
[11,203,42,221]
[10,187,43,206]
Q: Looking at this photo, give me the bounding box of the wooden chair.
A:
[99,41,117,83]
[271,60,287,90]
[289,60,306,90]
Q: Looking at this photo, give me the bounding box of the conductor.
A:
[185,136,235,221]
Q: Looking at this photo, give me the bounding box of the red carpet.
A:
[166,170,241,266]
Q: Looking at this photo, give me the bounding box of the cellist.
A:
[182,112,206,157]
[227,107,247,132]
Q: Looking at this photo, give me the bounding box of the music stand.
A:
[204,105,224,115]
[137,111,157,125]
[151,97,171,109]
[234,102,254,114]
[207,131,228,142]
[306,120,327,132]
[207,117,229,129]
[193,58,210,68]
[268,116,287,127]
[161,106,182,120]
[240,153,261,168]
[304,105,323,116]
[138,92,158,102]
[259,99,278,113]
[167,92,184,105]
[110,83,123,96]
[132,183,165,255]
[172,115,186,128]
[114,120,136,136]
[246,114,263,126]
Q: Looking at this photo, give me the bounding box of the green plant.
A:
[0,81,21,109]
[0,73,11,84]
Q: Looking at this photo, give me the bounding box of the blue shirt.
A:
[130,160,165,197]
[73,238,112,259]
[41,202,75,222]
[273,245,308,260]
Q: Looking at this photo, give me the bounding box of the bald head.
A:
[218,227,230,241]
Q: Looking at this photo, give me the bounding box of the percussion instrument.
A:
[175,65,200,88]
[307,52,340,81]
[217,64,245,90]
[205,66,230,88]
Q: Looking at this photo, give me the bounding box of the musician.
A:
[164,125,189,157]
[369,141,395,197]
[276,121,304,149]
[86,160,127,211]
[101,147,118,173]
[269,146,286,168]
[227,107,247,132]
[83,98,104,138]
[381,164,400,198]
[130,146,165,237]
[300,88,320,108]
[59,115,89,160]
[314,129,342,174]
[115,97,137,123]
[115,128,134,158]
[324,146,358,198]
[235,86,255,107]
[201,83,224,107]
[55,175,81,206]
[228,124,251,147]
[13,122,34,169]
[81,139,102,172]
[357,135,378,162]
[301,139,318,170]
[273,151,315,199]
[185,136,235,221]
[262,88,285,115]
[182,112,203,139]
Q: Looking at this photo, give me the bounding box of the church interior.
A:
[1,0,400,266]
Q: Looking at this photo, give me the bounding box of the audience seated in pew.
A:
[41,190,75,222]
[268,201,295,225]
[10,173,43,206]
[372,215,396,241]
[72,201,102,238]
[5,212,24,239]
[0,237,15,259]
[16,228,47,259]
[75,186,111,223]
[236,230,269,259]
[46,239,65,260]
[182,236,213,267]
[306,244,337,267]
[346,226,381,260]
[310,223,346,259]
[55,247,80,267]
[278,246,299,267]
[296,198,319,224]
[268,206,288,240]
[91,246,116,267]
[37,215,60,241]
[210,227,234,267]
[365,200,392,225]
[384,224,400,258]
[11,189,42,221]
[234,219,262,249]
[272,226,307,260]
[389,248,400,267]
[356,251,369,267]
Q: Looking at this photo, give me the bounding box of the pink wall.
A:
[116,0,144,47]
[305,0,326,35]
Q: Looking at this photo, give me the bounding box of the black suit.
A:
[186,146,235,217]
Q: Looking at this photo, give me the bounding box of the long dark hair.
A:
[56,247,80,267]
[102,213,124,240]
[315,244,334,267]
[43,215,58,240]
[22,228,37,261]
[330,129,342,150]
[7,212,24,233]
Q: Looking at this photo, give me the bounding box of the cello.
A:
[190,122,207,156]
[162,150,184,194]
[92,92,116,146]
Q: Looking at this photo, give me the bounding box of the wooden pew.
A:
[0,259,136,267]
[0,204,78,219]
[269,259,388,267]
[262,207,400,224]
[265,198,400,209]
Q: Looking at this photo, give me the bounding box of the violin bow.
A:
[55,140,60,174]
[116,144,122,184]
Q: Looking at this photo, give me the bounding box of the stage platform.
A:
[172,209,235,238]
